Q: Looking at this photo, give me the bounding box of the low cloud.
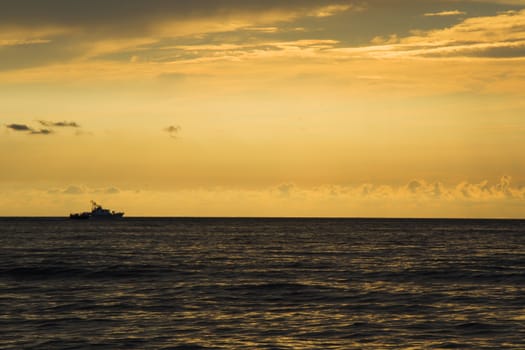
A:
[63,185,84,195]
[3,177,525,217]
[5,123,54,135]
[58,185,120,195]
[5,123,32,132]
[5,120,81,135]
[455,176,517,200]
[31,128,54,135]
[277,183,295,197]
[38,120,81,128]
[269,177,525,202]
[165,125,181,139]
[105,187,120,194]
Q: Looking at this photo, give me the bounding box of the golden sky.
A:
[1,0,525,217]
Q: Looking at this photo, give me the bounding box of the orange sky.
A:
[1,1,525,217]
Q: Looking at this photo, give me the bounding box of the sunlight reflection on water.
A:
[0,218,524,349]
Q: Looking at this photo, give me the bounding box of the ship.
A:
[69,201,124,219]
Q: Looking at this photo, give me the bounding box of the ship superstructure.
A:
[70,201,124,219]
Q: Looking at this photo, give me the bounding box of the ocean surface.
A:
[0,218,524,349]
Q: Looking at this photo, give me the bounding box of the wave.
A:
[0,264,175,280]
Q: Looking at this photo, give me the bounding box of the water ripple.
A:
[1,218,524,349]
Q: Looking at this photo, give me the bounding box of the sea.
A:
[0,218,524,349]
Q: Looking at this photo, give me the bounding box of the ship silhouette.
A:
[70,201,124,219]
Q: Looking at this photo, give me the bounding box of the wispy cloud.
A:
[53,185,120,195]
[424,10,466,17]
[38,120,81,128]
[31,128,53,135]
[173,39,338,52]
[0,0,359,70]
[333,9,525,59]
[243,26,279,33]
[309,4,355,18]
[0,39,51,47]
[166,39,341,64]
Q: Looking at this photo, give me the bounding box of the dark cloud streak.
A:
[39,120,81,128]
[0,0,356,70]
[5,123,54,135]
[5,123,32,131]
[5,120,81,135]
[0,0,352,34]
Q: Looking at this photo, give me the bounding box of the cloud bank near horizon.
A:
[1,177,523,217]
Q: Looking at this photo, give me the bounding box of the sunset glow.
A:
[2,0,525,217]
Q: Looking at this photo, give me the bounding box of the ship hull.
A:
[90,213,124,219]
[69,213,91,220]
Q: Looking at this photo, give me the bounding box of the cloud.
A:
[5,123,54,135]
[0,0,359,71]
[30,128,54,135]
[476,0,525,4]
[173,39,339,52]
[5,123,32,132]
[407,180,423,193]
[0,1,522,82]
[309,4,354,18]
[63,185,84,195]
[51,185,120,196]
[424,10,466,17]
[333,9,525,59]
[38,120,81,128]
[3,177,525,217]
[455,176,519,200]
[105,187,121,194]
[162,39,341,64]
[81,7,524,68]
[0,1,356,36]
[165,125,181,139]
[402,177,524,201]
[54,185,121,195]
[0,39,51,47]
[407,10,525,58]
[267,177,525,203]
[5,120,82,135]
[243,26,280,33]
[277,183,296,197]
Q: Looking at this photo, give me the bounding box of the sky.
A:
[1,0,525,217]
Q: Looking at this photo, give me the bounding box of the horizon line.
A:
[0,216,524,220]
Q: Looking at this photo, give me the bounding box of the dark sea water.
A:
[0,218,524,349]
